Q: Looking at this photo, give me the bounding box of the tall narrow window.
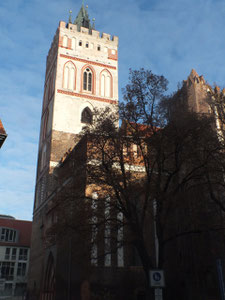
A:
[63,67,69,89]
[100,70,112,98]
[106,76,110,97]
[83,68,92,92]
[83,72,87,90]
[69,68,75,90]
[63,62,76,90]
[101,74,105,96]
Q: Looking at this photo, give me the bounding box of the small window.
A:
[79,40,82,46]
[97,45,101,51]
[86,42,89,48]
[81,107,92,125]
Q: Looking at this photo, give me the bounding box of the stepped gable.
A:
[184,69,211,113]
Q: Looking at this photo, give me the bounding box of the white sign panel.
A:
[150,270,165,287]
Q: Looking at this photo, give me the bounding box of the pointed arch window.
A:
[81,107,92,124]
[100,70,112,98]
[83,68,92,92]
[63,62,76,90]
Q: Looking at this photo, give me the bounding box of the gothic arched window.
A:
[83,68,92,92]
[100,69,112,98]
[81,107,92,124]
[63,61,76,90]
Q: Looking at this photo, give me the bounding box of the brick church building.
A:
[28,4,225,300]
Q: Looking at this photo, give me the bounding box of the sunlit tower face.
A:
[33,4,119,218]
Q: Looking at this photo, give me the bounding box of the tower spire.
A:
[74,2,92,30]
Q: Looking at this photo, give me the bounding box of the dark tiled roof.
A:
[0,218,32,247]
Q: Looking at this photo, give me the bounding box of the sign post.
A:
[150,270,165,300]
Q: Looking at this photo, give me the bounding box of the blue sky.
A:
[1,0,225,220]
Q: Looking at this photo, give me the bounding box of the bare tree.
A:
[79,69,225,294]
[47,69,225,299]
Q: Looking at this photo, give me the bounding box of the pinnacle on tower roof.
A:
[189,69,199,79]
[74,2,93,31]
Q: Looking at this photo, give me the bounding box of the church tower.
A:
[29,5,118,295]
[34,5,118,209]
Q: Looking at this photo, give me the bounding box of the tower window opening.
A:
[81,107,92,124]
[79,40,82,46]
[97,45,101,51]
[83,68,92,92]
[86,42,89,48]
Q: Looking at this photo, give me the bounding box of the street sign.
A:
[150,270,165,287]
